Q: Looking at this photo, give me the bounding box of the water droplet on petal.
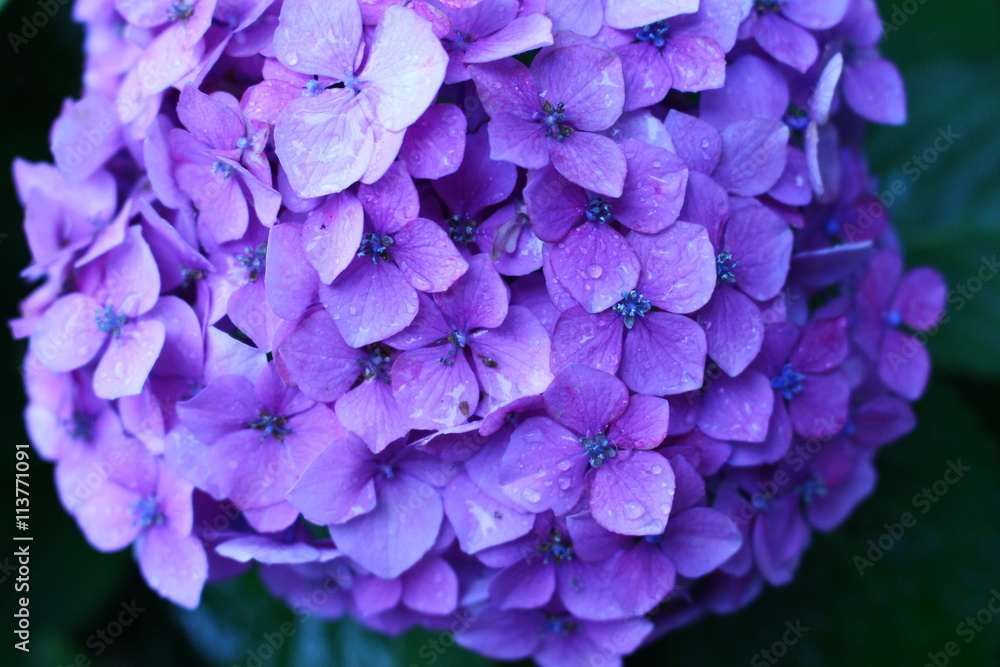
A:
[624,502,644,520]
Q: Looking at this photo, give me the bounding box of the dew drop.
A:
[624,502,644,520]
[587,264,603,279]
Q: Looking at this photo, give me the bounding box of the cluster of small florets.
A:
[15,0,946,664]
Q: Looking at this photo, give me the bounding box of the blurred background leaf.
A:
[868,59,1000,379]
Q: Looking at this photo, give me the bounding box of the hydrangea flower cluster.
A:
[15,0,945,664]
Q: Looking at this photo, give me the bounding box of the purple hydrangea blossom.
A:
[56,431,207,607]
[13,0,945,663]
[500,365,676,535]
[388,254,553,429]
[470,39,628,197]
[318,162,469,347]
[272,0,448,196]
[739,0,849,73]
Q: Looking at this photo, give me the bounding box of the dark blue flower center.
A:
[751,493,772,512]
[69,411,94,442]
[360,346,392,383]
[236,137,250,150]
[95,305,128,337]
[771,363,805,400]
[305,79,323,96]
[796,475,827,504]
[539,101,572,141]
[130,496,163,528]
[581,432,617,468]
[783,104,810,132]
[636,20,670,49]
[166,1,195,21]
[884,310,902,327]
[212,161,235,179]
[644,534,662,544]
[447,214,478,245]
[380,464,395,480]
[237,243,267,282]
[180,267,205,286]
[357,233,394,263]
[585,195,613,224]
[545,615,580,636]
[248,411,292,442]
[539,530,574,564]
[824,218,840,236]
[613,290,652,329]
[716,251,738,283]
[451,30,472,52]
[756,0,785,13]
[438,330,469,366]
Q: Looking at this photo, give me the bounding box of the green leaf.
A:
[637,379,1000,665]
